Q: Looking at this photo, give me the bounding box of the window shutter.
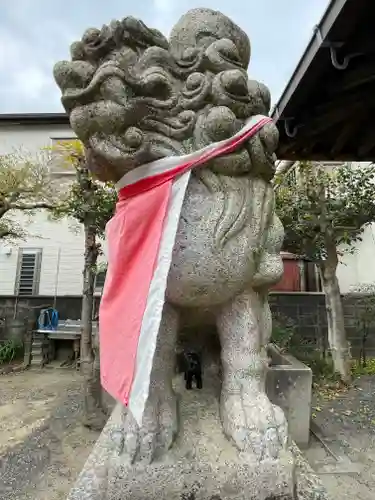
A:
[15,249,42,296]
[95,270,107,292]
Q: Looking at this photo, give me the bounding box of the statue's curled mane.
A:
[54,9,277,248]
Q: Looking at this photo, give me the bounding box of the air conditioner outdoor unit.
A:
[0,246,12,256]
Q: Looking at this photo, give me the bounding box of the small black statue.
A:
[183,351,203,390]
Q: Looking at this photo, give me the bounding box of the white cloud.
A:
[0,28,53,107]
[12,67,51,100]
[150,0,176,37]
[0,29,23,70]
[0,0,330,113]
[152,0,173,13]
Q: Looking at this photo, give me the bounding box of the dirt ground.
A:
[2,368,375,500]
[305,375,375,500]
[0,368,100,500]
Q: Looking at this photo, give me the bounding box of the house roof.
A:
[272,0,375,162]
[0,113,69,126]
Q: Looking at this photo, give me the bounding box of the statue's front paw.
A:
[220,390,288,461]
[122,390,178,465]
[260,402,289,460]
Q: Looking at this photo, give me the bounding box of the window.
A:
[15,248,42,296]
[95,270,107,293]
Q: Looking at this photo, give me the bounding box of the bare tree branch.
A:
[9,201,55,211]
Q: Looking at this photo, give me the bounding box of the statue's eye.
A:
[221,47,240,63]
[215,39,241,63]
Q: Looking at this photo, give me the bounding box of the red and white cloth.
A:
[99,114,272,425]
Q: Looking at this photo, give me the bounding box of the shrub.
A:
[271,313,296,351]
[0,339,23,365]
[351,358,375,377]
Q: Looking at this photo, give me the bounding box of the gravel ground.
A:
[304,375,375,500]
[0,368,100,500]
[313,376,375,434]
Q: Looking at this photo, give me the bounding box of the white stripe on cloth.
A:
[128,172,191,425]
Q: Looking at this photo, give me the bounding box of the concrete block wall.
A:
[0,293,373,357]
[269,292,375,358]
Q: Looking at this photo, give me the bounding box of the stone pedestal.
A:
[68,372,297,500]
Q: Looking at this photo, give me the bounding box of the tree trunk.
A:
[80,223,107,430]
[316,182,351,384]
[318,258,351,384]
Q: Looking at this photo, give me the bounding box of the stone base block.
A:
[67,372,328,500]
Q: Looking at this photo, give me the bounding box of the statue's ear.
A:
[258,82,271,114]
[247,79,271,116]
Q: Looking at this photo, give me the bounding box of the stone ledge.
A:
[292,444,330,500]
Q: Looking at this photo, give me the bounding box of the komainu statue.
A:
[54,8,300,500]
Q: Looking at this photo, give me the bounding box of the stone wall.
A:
[0,293,373,357]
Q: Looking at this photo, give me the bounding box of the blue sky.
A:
[0,0,329,113]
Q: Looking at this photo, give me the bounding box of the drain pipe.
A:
[275,160,295,175]
[275,160,296,181]
[273,160,296,191]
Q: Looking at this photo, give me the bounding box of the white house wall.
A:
[336,223,375,293]
[334,161,375,293]
[0,124,75,156]
[0,123,100,297]
[0,211,85,295]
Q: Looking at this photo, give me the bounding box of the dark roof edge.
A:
[0,113,69,125]
[271,0,347,122]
